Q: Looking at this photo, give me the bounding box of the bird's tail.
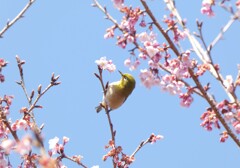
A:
[95,104,103,113]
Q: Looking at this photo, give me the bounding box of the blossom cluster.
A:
[200,99,240,142]
[216,100,240,134]
[96,0,240,146]
[95,57,116,72]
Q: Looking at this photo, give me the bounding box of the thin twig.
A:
[63,155,88,168]
[27,82,57,114]
[16,56,31,103]
[95,67,116,168]
[130,140,148,158]
[196,21,213,63]
[208,17,235,51]
[93,0,124,32]
[16,56,60,152]
[0,0,36,38]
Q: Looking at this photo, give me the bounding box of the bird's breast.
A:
[104,83,126,110]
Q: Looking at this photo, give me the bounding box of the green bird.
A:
[96,71,136,112]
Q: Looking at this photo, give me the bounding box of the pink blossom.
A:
[223,75,234,92]
[139,53,147,60]
[63,136,69,145]
[196,63,210,76]
[73,155,83,164]
[124,58,131,67]
[149,31,157,41]
[130,59,140,71]
[173,28,185,42]
[124,58,140,71]
[0,59,7,68]
[20,107,28,113]
[146,45,159,58]
[201,0,215,17]
[224,112,234,121]
[216,100,227,109]
[11,119,28,131]
[95,57,116,72]
[200,109,220,131]
[104,28,114,39]
[16,136,32,155]
[116,36,127,49]
[3,95,14,106]
[126,35,134,43]
[138,32,150,43]
[233,121,240,134]
[179,93,193,107]
[237,0,240,6]
[139,69,160,89]
[220,131,228,143]
[160,75,185,95]
[112,0,124,9]
[48,136,60,155]
[148,60,158,69]
[149,133,164,144]
[0,152,8,168]
[39,156,56,167]
[1,139,15,154]
[165,56,191,79]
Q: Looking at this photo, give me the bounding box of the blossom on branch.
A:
[95,57,116,72]
[201,0,215,17]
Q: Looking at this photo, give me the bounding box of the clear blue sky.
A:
[0,0,239,167]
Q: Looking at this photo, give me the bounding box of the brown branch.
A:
[140,0,181,57]
[0,0,36,38]
[62,155,88,168]
[2,116,19,142]
[188,70,240,147]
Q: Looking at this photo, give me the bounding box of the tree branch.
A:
[142,0,240,147]
[0,0,36,38]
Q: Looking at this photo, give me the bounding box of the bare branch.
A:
[208,17,235,51]
[0,0,36,38]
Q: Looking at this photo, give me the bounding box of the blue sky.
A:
[0,0,240,167]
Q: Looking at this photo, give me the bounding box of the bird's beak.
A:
[118,70,123,76]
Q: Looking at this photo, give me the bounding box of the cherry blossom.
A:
[95,57,116,72]
[223,75,234,92]
[201,0,215,17]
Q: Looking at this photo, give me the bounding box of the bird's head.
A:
[118,70,136,96]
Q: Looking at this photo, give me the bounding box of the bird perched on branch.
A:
[96,71,136,113]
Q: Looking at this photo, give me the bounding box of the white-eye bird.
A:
[96,71,136,112]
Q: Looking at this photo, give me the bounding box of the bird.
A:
[96,70,136,113]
